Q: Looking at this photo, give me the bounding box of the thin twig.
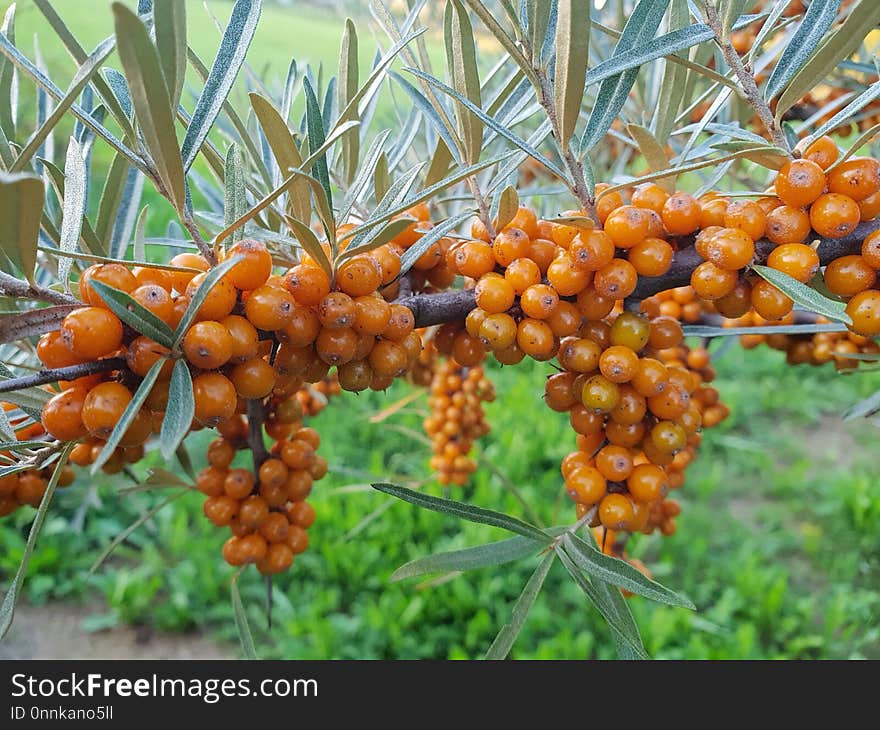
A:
[704,3,790,153]
[181,212,218,266]
[0,358,125,394]
[0,272,78,306]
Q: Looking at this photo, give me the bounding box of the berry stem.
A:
[246,398,270,470]
[180,212,219,267]
[704,3,791,154]
[0,358,125,395]
[0,271,79,306]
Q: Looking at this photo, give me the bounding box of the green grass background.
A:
[0,1,878,659]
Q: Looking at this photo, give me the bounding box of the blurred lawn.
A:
[2,343,878,659]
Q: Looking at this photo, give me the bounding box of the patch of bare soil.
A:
[0,601,235,660]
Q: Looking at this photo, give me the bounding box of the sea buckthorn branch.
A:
[395,217,880,326]
[703,3,791,154]
[631,217,880,302]
[180,211,219,267]
[0,358,126,395]
[0,272,79,306]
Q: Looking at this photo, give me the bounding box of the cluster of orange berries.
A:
[728,311,880,371]
[0,403,76,516]
[423,359,495,486]
[197,409,326,575]
[551,310,727,541]
[682,143,880,338]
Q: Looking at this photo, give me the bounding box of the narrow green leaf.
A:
[90,279,175,348]
[283,215,332,279]
[722,0,749,34]
[563,534,695,609]
[682,322,847,338]
[133,205,149,262]
[764,0,841,102]
[389,71,463,165]
[0,409,16,442]
[39,158,102,257]
[627,123,673,191]
[0,30,146,174]
[374,152,390,202]
[88,489,188,576]
[338,18,360,186]
[336,218,412,261]
[526,0,552,63]
[391,530,564,581]
[303,76,333,213]
[154,0,186,109]
[0,387,49,420]
[399,211,473,275]
[160,359,195,460]
[752,265,851,325]
[0,173,42,284]
[585,24,712,89]
[553,0,590,152]
[0,442,74,641]
[828,123,880,172]
[372,482,550,542]
[775,0,880,120]
[11,36,116,171]
[444,0,482,163]
[176,442,196,481]
[112,2,185,210]
[653,0,689,143]
[485,551,555,660]
[231,570,258,659]
[580,0,671,155]
[407,68,569,181]
[710,140,789,170]
[337,129,391,224]
[57,138,86,293]
[424,137,454,187]
[249,92,310,224]
[556,548,648,659]
[94,152,130,255]
[494,185,520,231]
[224,144,247,246]
[91,357,166,473]
[461,0,539,89]
[802,80,880,150]
[843,390,880,421]
[32,0,137,142]
[172,255,243,348]
[180,0,262,173]
[0,4,16,140]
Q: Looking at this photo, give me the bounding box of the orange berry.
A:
[126,336,173,378]
[41,387,88,441]
[37,330,85,369]
[453,240,496,278]
[809,193,860,238]
[628,237,673,277]
[61,307,123,360]
[229,357,276,398]
[626,463,668,502]
[750,279,792,321]
[704,227,755,271]
[803,136,838,170]
[566,467,607,505]
[284,263,331,306]
[186,272,237,321]
[474,275,515,314]
[78,263,137,308]
[861,230,880,268]
[192,372,237,426]
[167,253,209,294]
[492,228,530,267]
[224,239,272,291]
[595,445,633,481]
[690,261,738,300]
[723,200,766,240]
[504,257,541,294]
[661,192,701,235]
[382,304,415,342]
[823,255,877,297]
[315,327,358,366]
[845,289,880,335]
[82,382,132,439]
[547,253,592,296]
[594,259,638,299]
[337,255,382,297]
[516,318,556,360]
[630,183,669,214]
[774,159,826,208]
[598,493,635,530]
[520,283,559,319]
[220,315,260,363]
[245,285,295,331]
[766,243,819,283]
[595,183,624,224]
[826,157,880,201]
[182,321,233,369]
[604,205,651,248]
[766,205,811,244]
[505,205,539,238]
